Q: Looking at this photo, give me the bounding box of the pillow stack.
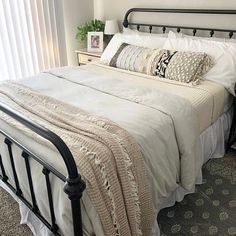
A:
[100,29,236,94]
[164,31,236,95]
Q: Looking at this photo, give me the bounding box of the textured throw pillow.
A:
[109,43,162,75]
[154,50,214,84]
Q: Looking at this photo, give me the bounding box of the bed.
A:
[0,8,236,236]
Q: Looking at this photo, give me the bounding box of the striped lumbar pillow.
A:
[109,43,162,75]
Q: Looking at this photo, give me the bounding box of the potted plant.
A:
[76,19,105,42]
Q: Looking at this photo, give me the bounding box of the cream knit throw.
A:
[0,82,154,236]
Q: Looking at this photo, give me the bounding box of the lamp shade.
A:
[104,20,119,35]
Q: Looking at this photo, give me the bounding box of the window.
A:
[0,0,67,81]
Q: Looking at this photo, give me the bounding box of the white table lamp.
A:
[104,20,119,35]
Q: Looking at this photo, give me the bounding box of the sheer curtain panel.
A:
[0,0,67,81]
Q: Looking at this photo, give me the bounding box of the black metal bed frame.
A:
[0,7,236,236]
[123,8,236,38]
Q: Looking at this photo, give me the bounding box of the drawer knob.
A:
[88,59,92,62]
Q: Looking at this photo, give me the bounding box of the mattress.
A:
[0,63,230,236]
[90,63,232,133]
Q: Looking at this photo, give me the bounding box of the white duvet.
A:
[0,64,203,236]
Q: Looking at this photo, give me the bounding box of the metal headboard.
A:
[123,8,236,38]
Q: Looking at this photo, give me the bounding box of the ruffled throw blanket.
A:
[0,82,154,236]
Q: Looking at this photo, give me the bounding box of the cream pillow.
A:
[164,31,236,95]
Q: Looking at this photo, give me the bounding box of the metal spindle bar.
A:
[149,25,152,33]
[22,151,38,212]
[162,26,166,33]
[42,167,59,233]
[210,30,214,37]
[71,200,83,236]
[4,138,22,196]
[0,154,8,182]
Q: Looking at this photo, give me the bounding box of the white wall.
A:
[94,0,104,20]
[63,0,94,66]
[95,0,236,32]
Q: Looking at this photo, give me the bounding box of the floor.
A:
[158,149,236,236]
[0,150,235,236]
[0,185,33,236]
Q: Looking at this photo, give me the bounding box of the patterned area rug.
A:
[0,151,236,236]
[158,150,236,236]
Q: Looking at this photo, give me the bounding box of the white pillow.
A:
[172,30,236,44]
[100,31,167,64]
[229,38,236,44]
[164,31,236,95]
[122,27,168,37]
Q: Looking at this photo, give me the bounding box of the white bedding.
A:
[0,63,228,236]
[85,63,230,133]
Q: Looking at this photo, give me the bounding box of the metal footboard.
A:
[0,102,86,236]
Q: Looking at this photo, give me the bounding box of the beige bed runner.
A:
[0,82,154,236]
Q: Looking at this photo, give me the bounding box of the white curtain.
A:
[0,0,67,81]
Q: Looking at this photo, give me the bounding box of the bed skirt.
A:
[0,106,233,236]
[152,105,233,236]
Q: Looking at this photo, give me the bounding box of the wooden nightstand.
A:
[75,49,102,66]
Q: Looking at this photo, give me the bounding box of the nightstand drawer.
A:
[76,49,102,66]
[78,54,100,64]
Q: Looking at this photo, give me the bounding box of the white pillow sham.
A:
[170,30,236,44]
[122,27,168,37]
[100,31,167,64]
[164,31,236,95]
